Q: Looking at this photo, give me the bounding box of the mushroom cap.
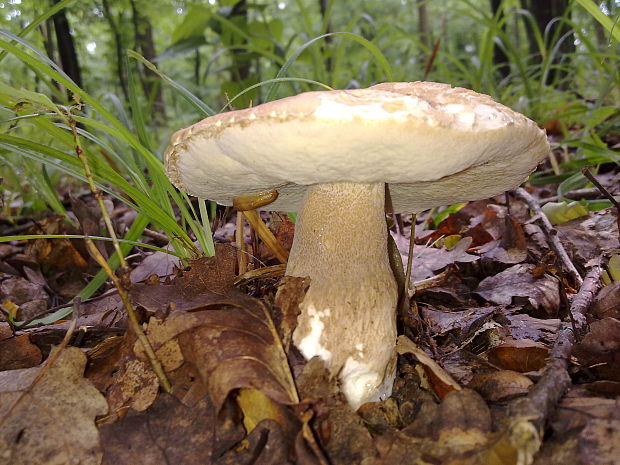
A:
[165,82,549,212]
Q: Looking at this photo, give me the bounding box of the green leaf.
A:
[574,0,620,42]
[608,254,620,281]
[541,201,589,225]
[585,106,618,128]
[171,6,212,44]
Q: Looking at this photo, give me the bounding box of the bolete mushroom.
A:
[164,82,549,409]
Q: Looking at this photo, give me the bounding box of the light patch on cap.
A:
[313,95,429,122]
[340,357,382,409]
[297,306,332,362]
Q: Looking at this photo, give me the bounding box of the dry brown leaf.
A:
[468,370,533,402]
[178,294,298,409]
[407,237,479,282]
[590,281,620,320]
[578,417,620,465]
[99,393,243,465]
[106,358,159,413]
[572,317,620,381]
[487,338,549,373]
[130,244,238,312]
[217,418,293,465]
[274,276,310,350]
[475,264,560,316]
[396,335,461,399]
[0,346,108,465]
[432,389,492,451]
[0,334,42,370]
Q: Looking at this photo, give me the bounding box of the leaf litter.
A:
[0,175,619,464]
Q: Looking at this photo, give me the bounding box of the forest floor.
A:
[0,159,619,464]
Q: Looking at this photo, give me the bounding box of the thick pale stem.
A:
[286,182,398,409]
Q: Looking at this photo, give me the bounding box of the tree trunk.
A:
[101,0,130,102]
[417,0,430,49]
[489,0,511,79]
[51,0,82,89]
[229,0,251,82]
[129,0,165,122]
[525,0,574,84]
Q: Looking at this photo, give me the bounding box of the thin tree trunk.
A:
[129,0,165,122]
[101,0,129,102]
[51,0,82,89]
[489,0,511,79]
[526,0,574,85]
[417,0,430,49]
[229,0,251,82]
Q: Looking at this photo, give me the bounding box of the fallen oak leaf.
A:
[0,347,108,465]
[178,294,299,409]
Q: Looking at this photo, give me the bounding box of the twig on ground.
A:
[507,266,600,465]
[582,167,620,242]
[141,228,170,246]
[515,187,583,287]
[66,106,171,393]
[404,214,417,297]
[543,187,603,203]
[236,212,248,274]
[84,238,171,392]
[242,210,289,264]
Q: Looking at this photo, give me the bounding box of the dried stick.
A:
[242,210,289,264]
[515,187,583,287]
[404,213,417,296]
[84,239,171,392]
[66,106,170,393]
[507,266,600,465]
[236,212,248,274]
[582,167,620,243]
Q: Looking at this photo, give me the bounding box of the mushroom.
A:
[164,82,549,409]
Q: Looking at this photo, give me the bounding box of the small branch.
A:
[236,212,248,275]
[84,238,171,392]
[515,187,583,287]
[242,210,289,264]
[582,167,620,243]
[404,213,417,296]
[507,266,600,465]
[65,103,170,393]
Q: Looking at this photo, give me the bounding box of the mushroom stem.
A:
[286,182,398,409]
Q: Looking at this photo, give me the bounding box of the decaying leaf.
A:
[408,237,479,282]
[396,335,461,399]
[475,264,560,316]
[572,317,620,381]
[178,294,298,409]
[99,393,243,465]
[0,347,108,465]
[468,370,533,402]
[0,333,42,370]
[487,338,550,373]
[432,389,491,451]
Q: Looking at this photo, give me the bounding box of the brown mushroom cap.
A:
[165,81,549,212]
